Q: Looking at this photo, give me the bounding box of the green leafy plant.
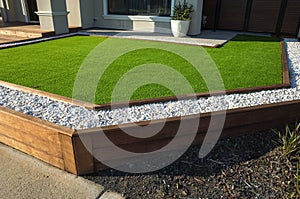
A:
[171,0,193,21]
[277,123,300,158]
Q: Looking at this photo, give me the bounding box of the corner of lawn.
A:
[0,35,282,104]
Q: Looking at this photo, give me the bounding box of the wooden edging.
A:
[1,95,300,175]
[0,40,291,111]
[72,99,300,174]
[0,35,295,175]
[0,80,97,109]
[281,41,290,85]
[0,106,79,174]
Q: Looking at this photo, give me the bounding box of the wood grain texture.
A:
[59,133,77,174]
[72,136,95,175]
[202,0,217,30]
[247,0,282,33]
[281,0,300,35]
[218,0,248,31]
[0,36,294,175]
[0,106,74,136]
[1,97,300,175]
[0,123,62,157]
[0,128,65,169]
[203,0,300,36]
[75,99,300,174]
[0,106,77,173]
[281,41,291,86]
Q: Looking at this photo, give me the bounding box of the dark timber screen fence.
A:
[203,0,300,36]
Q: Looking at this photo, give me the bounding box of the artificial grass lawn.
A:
[0,35,282,104]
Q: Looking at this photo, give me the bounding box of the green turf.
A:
[0,35,282,104]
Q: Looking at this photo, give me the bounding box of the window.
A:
[108,0,172,16]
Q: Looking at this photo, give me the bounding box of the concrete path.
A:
[0,143,124,199]
[81,29,271,47]
[80,29,235,47]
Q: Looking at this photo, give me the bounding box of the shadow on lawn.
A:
[228,34,281,43]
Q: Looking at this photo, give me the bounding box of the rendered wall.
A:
[0,0,4,20]
[92,0,202,34]
[66,0,81,27]
[65,0,94,29]
[79,0,94,28]
[93,0,133,30]
[36,0,69,34]
[1,0,203,35]
[93,0,174,31]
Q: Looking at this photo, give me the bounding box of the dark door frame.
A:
[24,0,39,23]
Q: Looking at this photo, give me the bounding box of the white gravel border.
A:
[0,37,299,130]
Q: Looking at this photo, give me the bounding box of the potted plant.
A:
[171,0,194,37]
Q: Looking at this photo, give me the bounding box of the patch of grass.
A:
[205,35,282,90]
[275,123,300,198]
[94,46,207,103]
[277,123,300,158]
[0,36,106,98]
[0,35,282,104]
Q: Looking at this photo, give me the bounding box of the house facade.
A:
[0,0,299,36]
[0,0,204,35]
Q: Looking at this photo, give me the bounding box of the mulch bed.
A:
[84,127,299,198]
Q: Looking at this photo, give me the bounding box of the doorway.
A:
[25,0,39,23]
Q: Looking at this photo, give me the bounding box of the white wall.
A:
[0,1,4,19]
[93,0,133,30]
[91,0,202,34]
[36,0,69,34]
[66,0,82,27]
[65,0,94,29]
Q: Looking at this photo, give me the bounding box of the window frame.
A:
[102,0,174,22]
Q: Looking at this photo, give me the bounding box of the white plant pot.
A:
[171,20,190,37]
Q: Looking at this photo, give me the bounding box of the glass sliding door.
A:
[108,0,171,16]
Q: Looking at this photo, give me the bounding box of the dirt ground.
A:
[84,128,299,198]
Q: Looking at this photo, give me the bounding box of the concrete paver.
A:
[81,29,237,47]
[0,143,105,199]
[81,29,271,47]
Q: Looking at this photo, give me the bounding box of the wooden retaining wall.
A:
[73,99,300,174]
[0,106,78,175]
[1,99,300,175]
[0,39,295,175]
